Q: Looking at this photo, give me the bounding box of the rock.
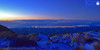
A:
[10,38,38,47]
[93,41,100,50]
[0,25,18,38]
[38,34,48,41]
[17,34,27,39]
[27,33,39,41]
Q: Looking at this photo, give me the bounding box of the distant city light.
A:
[96,1,100,6]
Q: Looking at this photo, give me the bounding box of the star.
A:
[96,1,100,6]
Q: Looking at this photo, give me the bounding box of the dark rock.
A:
[10,38,38,47]
[0,25,18,38]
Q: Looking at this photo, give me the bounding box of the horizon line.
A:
[0,19,99,21]
[1,18,100,21]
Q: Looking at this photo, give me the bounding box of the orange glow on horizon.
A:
[0,16,64,21]
[0,12,70,21]
[0,17,47,21]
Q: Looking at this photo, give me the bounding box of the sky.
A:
[0,0,100,20]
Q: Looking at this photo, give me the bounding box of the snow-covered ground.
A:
[0,31,100,50]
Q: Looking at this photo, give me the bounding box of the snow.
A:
[49,43,73,50]
[84,43,95,50]
[0,31,100,50]
[0,38,11,47]
[38,34,48,41]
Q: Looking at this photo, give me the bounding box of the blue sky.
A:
[0,0,100,20]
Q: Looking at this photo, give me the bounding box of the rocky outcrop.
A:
[27,33,39,41]
[0,25,38,47]
[0,25,18,38]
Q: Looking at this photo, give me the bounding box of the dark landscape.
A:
[0,20,100,50]
[0,24,100,50]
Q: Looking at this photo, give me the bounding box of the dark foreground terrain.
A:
[0,25,100,50]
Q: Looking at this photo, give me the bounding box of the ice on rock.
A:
[38,34,48,41]
[37,34,50,48]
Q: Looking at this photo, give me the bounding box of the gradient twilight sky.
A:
[0,0,100,20]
